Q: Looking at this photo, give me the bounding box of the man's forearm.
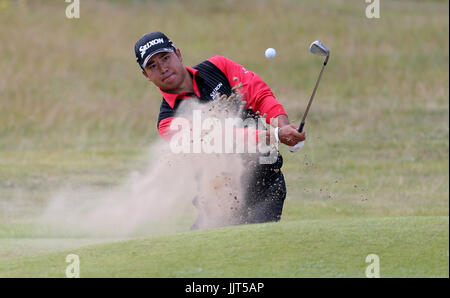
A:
[273,114,290,127]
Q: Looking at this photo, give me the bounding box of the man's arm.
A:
[209,56,305,147]
[158,116,178,141]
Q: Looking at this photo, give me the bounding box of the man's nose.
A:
[158,61,169,73]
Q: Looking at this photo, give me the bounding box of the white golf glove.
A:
[289,141,305,152]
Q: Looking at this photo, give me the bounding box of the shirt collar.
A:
[159,66,200,109]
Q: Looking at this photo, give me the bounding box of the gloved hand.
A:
[289,141,305,152]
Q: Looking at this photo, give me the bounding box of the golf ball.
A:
[265,48,276,58]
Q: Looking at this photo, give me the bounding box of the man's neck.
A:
[170,67,194,94]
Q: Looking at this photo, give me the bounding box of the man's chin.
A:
[161,81,182,93]
[162,74,177,84]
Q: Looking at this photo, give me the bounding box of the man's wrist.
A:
[274,127,280,144]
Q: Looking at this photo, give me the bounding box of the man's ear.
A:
[142,69,152,82]
[175,48,182,63]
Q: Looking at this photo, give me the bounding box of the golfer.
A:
[134,32,305,229]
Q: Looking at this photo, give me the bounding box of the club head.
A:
[310,40,330,56]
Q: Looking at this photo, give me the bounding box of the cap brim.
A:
[142,48,175,69]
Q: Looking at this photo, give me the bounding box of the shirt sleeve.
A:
[158,117,177,141]
[208,55,287,124]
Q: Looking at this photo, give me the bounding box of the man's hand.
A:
[278,124,306,146]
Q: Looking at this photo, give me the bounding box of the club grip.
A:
[298,122,305,133]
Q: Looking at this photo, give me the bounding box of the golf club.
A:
[298,40,330,133]
[289,41,329,153]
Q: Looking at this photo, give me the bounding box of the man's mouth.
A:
[162,73,175,82]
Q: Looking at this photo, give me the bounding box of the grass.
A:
[0,216,448,277]
[0,0,448,277]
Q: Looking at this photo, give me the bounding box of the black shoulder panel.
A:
[193,60,233,101]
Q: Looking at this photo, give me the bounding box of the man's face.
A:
[142,49,186,93]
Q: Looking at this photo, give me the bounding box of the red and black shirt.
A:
[157,56,287,140]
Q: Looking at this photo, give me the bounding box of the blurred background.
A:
[0,0,448,225]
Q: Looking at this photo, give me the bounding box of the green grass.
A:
[0,0,448,277]
[0,216,448,277]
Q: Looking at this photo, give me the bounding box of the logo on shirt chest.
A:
[209,83,223,100]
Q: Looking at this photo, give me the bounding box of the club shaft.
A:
[298,56,329,132]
